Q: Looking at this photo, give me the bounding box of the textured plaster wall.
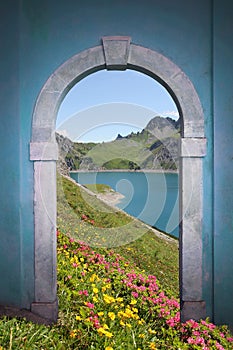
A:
[0,2,24,306]
[213,1,233,327]
[0,0,232,328]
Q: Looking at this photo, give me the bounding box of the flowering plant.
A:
[57,230,233,349]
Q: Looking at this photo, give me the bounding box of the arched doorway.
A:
[30,36,206,322]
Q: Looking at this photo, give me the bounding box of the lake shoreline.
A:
[70,169,178,174]
[63,174,178,243]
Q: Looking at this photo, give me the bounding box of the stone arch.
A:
[30,36,206,323]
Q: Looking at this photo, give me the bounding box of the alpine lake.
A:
[70,171,179,238]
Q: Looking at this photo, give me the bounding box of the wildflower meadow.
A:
[0,229,232,349]
[0,175,232,349]
[55,230,233,349]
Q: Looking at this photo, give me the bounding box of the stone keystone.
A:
[102,36,131,70]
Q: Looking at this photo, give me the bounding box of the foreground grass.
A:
[0,231,232,349]
[0,175,232,349]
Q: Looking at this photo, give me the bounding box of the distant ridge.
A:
[56,116,180,174]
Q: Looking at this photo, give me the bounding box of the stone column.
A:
[180,137,207,321]
[30,141,58,323]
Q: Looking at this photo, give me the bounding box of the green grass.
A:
[84,183,113,194]
[102,158,140,170]
[84,139,151,167]
[58,175,132,229]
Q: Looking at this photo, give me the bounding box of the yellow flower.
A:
[97,327,105,336]
[98,311,104,317]
[138,319,145,325]
[116,297,123,303]
[126,323,132,328]
[92,296,98,302]
[97,327,113,338]
[138,333,145,338]
[102,283,111,292]
[105,347,114,350]
[148,328,156,334]
[120,320,125,327]
[130,299,137,305]
[103,294,115,304]
[105,331,113,338]
[149,343,157,350]
[108,312,116,321]
[70,330,77,338]
[90,273,97,282]
[124,308,134,318]
[93,287,99,294]
[75,315,82,321]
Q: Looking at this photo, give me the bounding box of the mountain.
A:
[56,116,180,173]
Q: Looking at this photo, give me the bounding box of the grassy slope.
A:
[57,174,179,295]
[83,139,152,167]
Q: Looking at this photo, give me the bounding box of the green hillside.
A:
[57,173,179,294]
[56,116,181,172]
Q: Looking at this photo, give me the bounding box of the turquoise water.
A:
[70,171,179,238]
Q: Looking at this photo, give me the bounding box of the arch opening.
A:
[30,36,206,323]
[56,68,180,238]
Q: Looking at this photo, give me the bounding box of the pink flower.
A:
[187,337,195,344]
[86,302,94,309]
[131,292,139,298]
[79,290,89,296]
[187,319,200,329]
[195,336,205,345]
[166,318,176,327]
[215,342,225,350]
[193,330,200,336]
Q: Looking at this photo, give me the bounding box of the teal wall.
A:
[213,1,233,327]
[0,0,232,328]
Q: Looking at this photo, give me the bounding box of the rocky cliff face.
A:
[56,116,180,172]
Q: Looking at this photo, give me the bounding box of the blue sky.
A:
[56,70,179,142]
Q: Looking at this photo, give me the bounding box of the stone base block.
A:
[31,300,58,324]
[181,300,206,322]
[0,301,58,325]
